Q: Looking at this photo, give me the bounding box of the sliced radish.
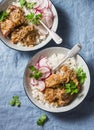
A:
[47,0,52,9]
[39,66,51,79]
[36,0,45,10]
[43,0,49,8]
[35,80,45,91]
[38,57,50,68]
[45,16,53,28]
[43,8,53,18]
[30,78,38,85]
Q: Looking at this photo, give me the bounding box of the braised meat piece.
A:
[0,19,15,37]
[45,87,74,106]
[0,5,26,37]
[22,30,39,46]
[44,65,80,106]
[7,5,26,26]
[45,73,69,88]
[11,25,34,44]
[45,88,54,103]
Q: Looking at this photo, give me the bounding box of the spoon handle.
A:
[53,44,82,72]
[40,20,63,44]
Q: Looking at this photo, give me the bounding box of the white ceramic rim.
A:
[23,47,90,113]
[0,1,58,51]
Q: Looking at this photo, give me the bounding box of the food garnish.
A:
[65,81,79,95]
[26,2,36,9]
[0,11,8,21]
[9,96,21,107]
[75,67,87,84]
[0,0,54,47]
[20,0,26,7]
[20,0,36,9]
[37,114,48,126]
[29,65,43,80]
[26,13,42,25]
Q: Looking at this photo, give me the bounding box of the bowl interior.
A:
[24,47,90,112]
[0,0,58,51]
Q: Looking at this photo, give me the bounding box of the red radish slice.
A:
[43,0,49,8]
[39,66,51,79]
[38,57,49,68]
[47,0,52,9]
[45,16,53,29]
[30,78,38,85]
[43,8,53,18]
[37,0,45,10]
[34,63,39,69]
[35,80,45,91]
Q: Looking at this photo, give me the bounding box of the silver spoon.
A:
[40,20,63,44]
[53,44,82,72]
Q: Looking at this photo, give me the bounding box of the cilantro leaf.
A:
[37,114,48,126]
[20,0,26,7]
[65,81,79,95]
[9,96,21,107]
[75,67,87,84]
[0,11,8,21]
[26,13,42,25]
[26,2,36,9]
[13,96,19,100]
[9,99,15,106]
[29,65,37,72]
[34,71,42,80]
[15,100,21,107]
[29,65,42,80]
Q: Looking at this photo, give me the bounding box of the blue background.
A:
[0,0,94,130]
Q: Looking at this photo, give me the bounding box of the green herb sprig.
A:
[26,13,42,25]
[26,2,36,9]
[0,11,8,21]
[75,67,87,84]
[65,81,79,95]
[19,0,26,7]
[9,96,21,107]
[19,0,36,9]
[37,114,48,126]
[29,65,42,80]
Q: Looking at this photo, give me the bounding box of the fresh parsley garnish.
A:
[19,0,36,9]
[0,11,8,21]
[29,65,42,80]
[75,67,87,84]
[19,0,26,7]
[26,2,36,9]
[26,13,42,24]
[37,114,48,126]
[65,81,79,95]
[9,96,21,107]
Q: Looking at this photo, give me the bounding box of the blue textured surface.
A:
[0,0,94,130]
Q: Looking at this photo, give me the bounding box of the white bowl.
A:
[0,0,58,51]
[24,47,90,113]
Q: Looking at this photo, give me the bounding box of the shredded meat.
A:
[44,65,80,106]
[0,5,39,46]
[11,25,34,44]
[7,5,26,26]
[0,19,15,37]
[45,74,68,88]
[0,5,26,37]
[21,29,39,46]
[45,87,74,106]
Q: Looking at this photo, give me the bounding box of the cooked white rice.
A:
[30,53,77,108]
